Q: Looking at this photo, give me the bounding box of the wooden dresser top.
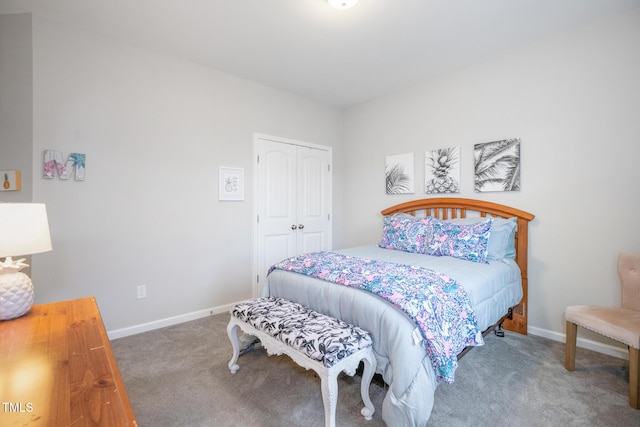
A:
[0,297,137,426]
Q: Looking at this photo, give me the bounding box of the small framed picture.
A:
[474,138,521,192]
[385,153,414,195]
[219,167,244,201]
[1,170,21,191]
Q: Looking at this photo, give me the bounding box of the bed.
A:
[262,197,535,426]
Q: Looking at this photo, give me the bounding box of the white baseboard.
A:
[107,307,630,361]
[107,301,240,340]
[528,326,628,360]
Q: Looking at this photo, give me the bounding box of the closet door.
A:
[256,139,297,296]
[255,137,332,296]
[296,146,331,255]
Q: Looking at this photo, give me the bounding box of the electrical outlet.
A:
[137,285,147,299]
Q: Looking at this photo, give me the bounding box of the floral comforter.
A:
[263,245,523,426]
[269,251,483,383]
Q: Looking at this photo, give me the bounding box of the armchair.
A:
[565,252,640,409]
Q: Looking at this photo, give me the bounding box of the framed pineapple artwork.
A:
[425,147,460,194]
[0,170,21,192]
[474,138,521,192]
[219,167,244,201]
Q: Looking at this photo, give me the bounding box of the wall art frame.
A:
[1,170,21,191]
[385,153,414,195]
[219,167,244,201]
[425,147,461,194]
[474,138,521,192]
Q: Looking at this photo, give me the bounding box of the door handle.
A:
[298,224,305,230]
[291,224,297,230]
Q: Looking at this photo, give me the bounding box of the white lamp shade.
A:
[0,203,52,258]
[328,0,359,10]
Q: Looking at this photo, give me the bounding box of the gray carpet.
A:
[111,313,639,427]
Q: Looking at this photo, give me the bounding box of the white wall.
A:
[341,9,640,351]
[28,15,344,333]
[7,8,640,354]
[0,13,32,202]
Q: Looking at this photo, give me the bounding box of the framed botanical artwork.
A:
[425,147,460,194]
[1,170,21,191]
[474,138,521,192]
[385,153,414,194]
[219,167,244,201]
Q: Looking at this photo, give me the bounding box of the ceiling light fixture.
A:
[328,0,359,10]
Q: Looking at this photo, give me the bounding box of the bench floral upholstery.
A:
[232,297,372,368]
[228,297,377,427]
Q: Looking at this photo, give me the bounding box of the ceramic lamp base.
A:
[0,271,34,320]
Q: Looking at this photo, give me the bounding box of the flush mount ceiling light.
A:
[328,0,359,10]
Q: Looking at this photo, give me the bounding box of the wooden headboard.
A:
[381,197,535,335]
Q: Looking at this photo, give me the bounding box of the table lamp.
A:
[0,203,52,320]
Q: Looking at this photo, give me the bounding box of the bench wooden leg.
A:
[630,346,639,409]
[565,321,577,371]
[360,353,376,420]
[227,321,240,374]
[320,371,338,427]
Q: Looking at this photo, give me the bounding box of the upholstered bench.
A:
[227,297,376,427]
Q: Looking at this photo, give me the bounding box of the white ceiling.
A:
[1,0,639,108]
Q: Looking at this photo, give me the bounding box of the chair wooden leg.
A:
[630,346,639,409]
[565,321,577,371]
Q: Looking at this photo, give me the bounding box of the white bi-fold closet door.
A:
[254,135,332,296]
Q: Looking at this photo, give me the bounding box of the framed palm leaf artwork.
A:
[385,153,414,194]
[474,138,521,192]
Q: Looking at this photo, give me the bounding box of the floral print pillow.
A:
[378,214,431,254]
[425,217,493,264]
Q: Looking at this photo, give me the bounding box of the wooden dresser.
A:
[0,297,137,426]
